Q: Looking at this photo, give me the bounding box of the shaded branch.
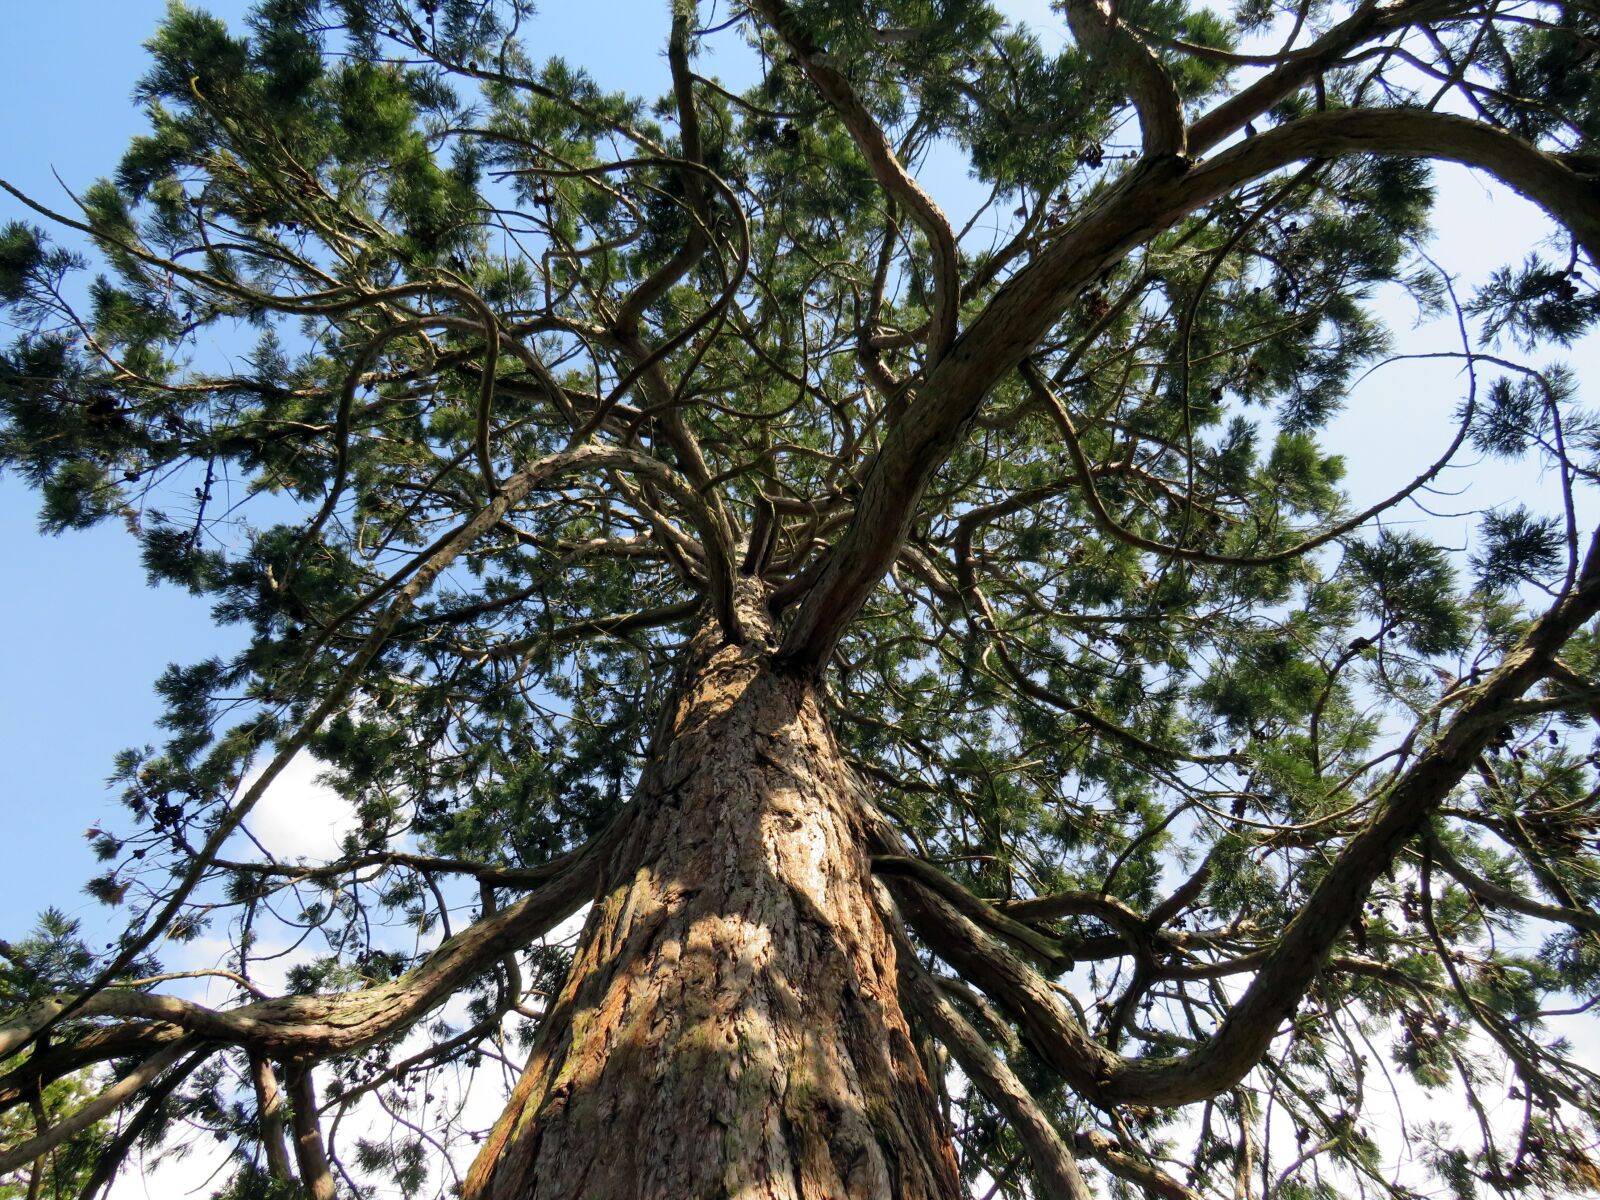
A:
[0,811,624,1065]
[0,1036,203,1175]
[890,913,1092,1200]
[749,0,960,363]
[1427,832,1600,936]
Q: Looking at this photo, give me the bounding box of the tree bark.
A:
[464,586,960,1199]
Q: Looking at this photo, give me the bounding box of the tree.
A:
[1,0,1599,1194]
[0,918,112,1200]
[0,1068,111,1200]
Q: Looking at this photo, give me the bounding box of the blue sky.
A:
[0,0,730,946]
[0,0,251,952]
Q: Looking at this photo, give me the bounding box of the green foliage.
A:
[1472,506,1565,592]
[1345,531,1465,655]
[0,911,98,1006]
[1469,255,1600,350]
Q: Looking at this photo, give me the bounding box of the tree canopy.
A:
[2,0,1600,1196]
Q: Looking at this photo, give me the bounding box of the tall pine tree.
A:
[3,0,1600,1195]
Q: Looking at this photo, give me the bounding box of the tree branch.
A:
[891,917,1093,1200]
[882,524,1600,1105]
[0,811,624,1065]
[778,105,1597,674]
[749,0,960,363]
[1073,1130,1202,1200]
[1426,832,1600,936]
[286,1065,336,1200]
[0,1036,202,1175]
[1058,0,1186,157]
[251,1054,295,1183]
[76,1045,211,1200]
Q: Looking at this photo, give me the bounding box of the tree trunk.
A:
[463,587,961,1200]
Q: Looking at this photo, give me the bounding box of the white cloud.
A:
[120,1139,235,1200]
[238,751,359,862]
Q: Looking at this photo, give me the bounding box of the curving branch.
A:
[0,812,623,1070]
[748,0,961,364]
[1058,0,1186,157]
[1019,356,1476,569]
[778,104,1598,675]
[964,580,1247,766]
[1426,832,1600,936]
[1183,108,1600,264]
[885,527,1600,1106]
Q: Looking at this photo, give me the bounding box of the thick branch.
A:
[778,107,1597,673]
[1186,108,1600,263]
[286,1066,336,1200]
[251,1054,295,1182]
[1059,0,1185,156]
[1185,0,1477,154]
[1144,528,1600,1104]
[0,1024,184,1113]
[0,813,622,1064]
[887,527,1600,1105]
[892,920,1093,1200]
[872,856,1071,970]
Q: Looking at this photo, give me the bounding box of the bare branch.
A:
[0,1036,203,1175]
[251,1054,295,1183]
[287,1065,337,1200]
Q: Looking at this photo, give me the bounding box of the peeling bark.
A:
[465,588,960,1200]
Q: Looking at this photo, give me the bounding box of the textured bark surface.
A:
[464,588,960,1200]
